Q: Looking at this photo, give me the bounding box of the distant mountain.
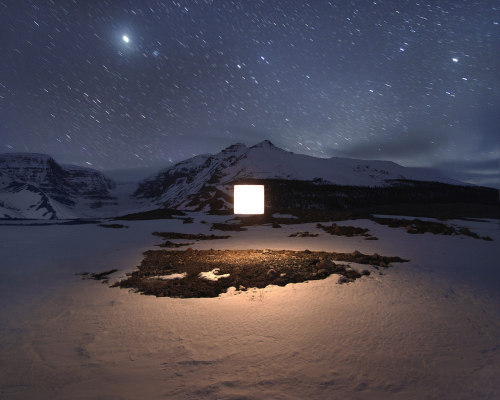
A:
[133,140,489,211]
[2,143,497,218]
[0,153,117,219]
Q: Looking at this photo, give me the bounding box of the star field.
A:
[1,0,498,186]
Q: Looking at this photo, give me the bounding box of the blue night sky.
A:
[1,1,498,187]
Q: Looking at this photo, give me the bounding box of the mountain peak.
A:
[0,152,117,219]
[0,152,56,164]
[250,139,278,149]
[221,142,247,153]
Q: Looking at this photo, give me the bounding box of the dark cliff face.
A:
[133,143,250,202]
[0,154,64,184]
[63,166,116,199]
[0,153,117,217]
[0,153,115,200]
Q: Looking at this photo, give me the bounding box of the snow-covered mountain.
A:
[0,153,117,219]
[2,143,494,218]
[133,140,464,211]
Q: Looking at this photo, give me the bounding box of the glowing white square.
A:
[234,185,264,214]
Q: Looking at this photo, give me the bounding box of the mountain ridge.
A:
[132,140,466,211]
[1,141,497,218]
[0,153,118,219]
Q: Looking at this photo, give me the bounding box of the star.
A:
[0,0,496,187]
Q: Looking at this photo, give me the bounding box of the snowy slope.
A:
[0,144,482,218]
[0,182,75,219]
[0,214,499,399]
[134,140,463,210]
[0,153,117,219]
[228,140,458,185]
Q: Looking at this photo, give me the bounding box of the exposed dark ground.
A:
[103,202,496,298]
[371,217,493,240]
[207,208,494,240]
[110,202,499,223]
[316,223,378,240]
[77,269,118,282]
[152,231,230,248]
[113,249,408,298]
[98,223,128,229]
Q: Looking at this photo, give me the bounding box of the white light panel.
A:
[233,185,264,214]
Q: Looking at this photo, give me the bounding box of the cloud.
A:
[330,129,450,161]
[435,158,500,189]
[326,124,498,188]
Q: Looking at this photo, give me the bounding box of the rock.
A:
[267,269,277,277]
[317,269,327,277]
[316,259,336,270]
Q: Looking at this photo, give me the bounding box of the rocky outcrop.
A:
[0,153,116,218]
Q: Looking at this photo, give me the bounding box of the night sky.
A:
[1,1,498,186]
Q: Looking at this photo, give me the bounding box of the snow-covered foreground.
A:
[0,215,499,399]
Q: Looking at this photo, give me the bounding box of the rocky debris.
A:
[98,223,128,229]
[158,241,195,248]
[371,217,493,240]
[77,269,118,283]
[153,231,230,240]
[316,223,378,240]
[210,222,247,231]
[289,231,319,237]
[152,231,230,248]
[112,249,408,298]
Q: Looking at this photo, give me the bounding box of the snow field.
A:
[0,214,499,399]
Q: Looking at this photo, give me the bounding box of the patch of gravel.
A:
[98,223,128,229]
[371,217,493,240]
[289,231,319,238]
[112,249,408,298]
[77,269,118,284]
[152,232,230,248]
[210,222,247,231]
[316,223,378,240]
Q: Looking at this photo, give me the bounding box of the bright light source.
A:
[234,185,264,214]
[122,35,130,43]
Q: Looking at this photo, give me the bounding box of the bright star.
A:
[122,35,130,43]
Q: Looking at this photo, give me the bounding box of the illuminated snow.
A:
[198,268,230,281]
